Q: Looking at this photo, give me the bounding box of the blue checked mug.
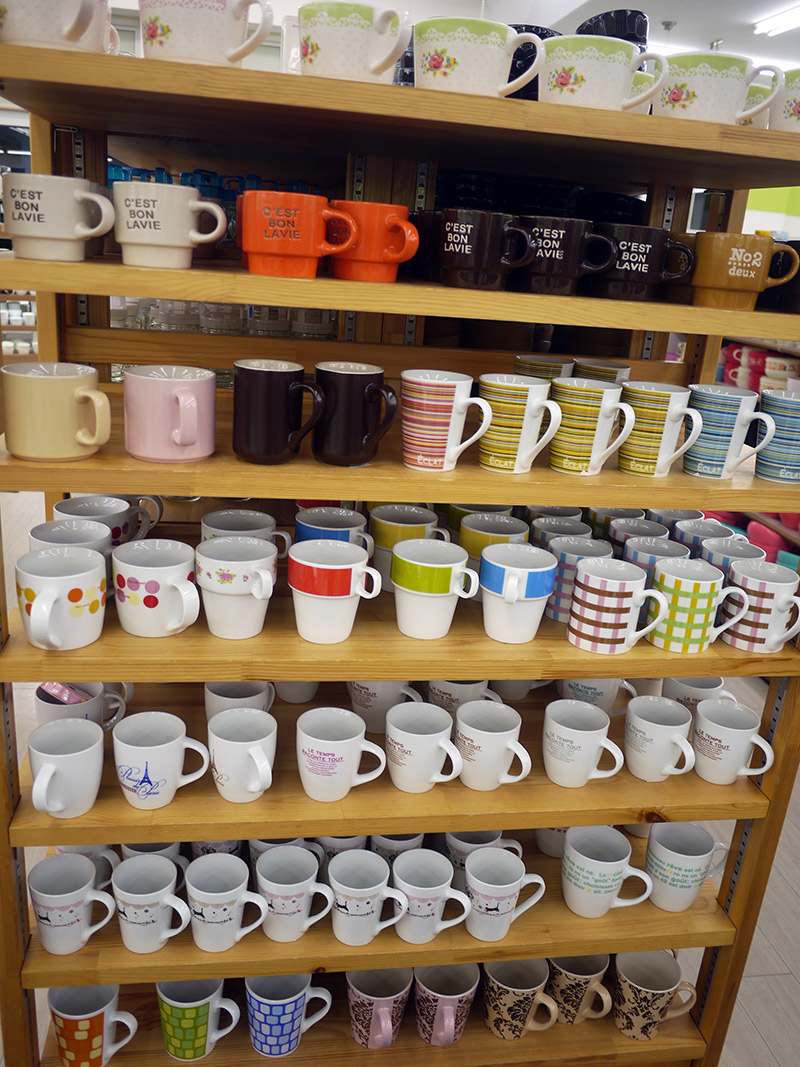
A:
[245,974,331,1057]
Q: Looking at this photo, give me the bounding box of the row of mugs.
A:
[43,945,695,1067]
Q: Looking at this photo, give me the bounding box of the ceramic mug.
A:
[542,700,624,788]
[204,681,276,720]
[157,979,239,1060]
[255,845,334,943]
[384,701,463,793]
[618,381,703,477]
[722,558,800,653]
[296,706,386,801]
[562,825,652,918]
[445,830,523,894]
[392,848,471,944]
[196,536,277,640]
[685,383,776,479]
[207,707,278,803]
[111,855,190,954]
[646,557,750,654]
[200,508,291,556]
[544,954,612,1025]
[0,0,119,52]
[239,189,357,277]
[298,1,411,83]
[16,546,107,651]
[2,174,115,262]
[29,854,116,956]
[549,377,635,476]
[233,358,326,465]
[400,369,492,471]
[610,951,697,1040]
[567,557,668,655]
[328,199,419,281]
[624,696,696,782]
[654,50,783,124]
[112,711,209,810]
[391,539,479,640]
[113,182,227,269]
[413,18,544,97]
[139,0,273,66]
[537,34,667,110]
[185,853,268,952]
[245,974,332,1057]
[478,372,562,474]
[370,504,449,593]
[546,535,614,624]
[464,847,545,942]
[693,699,775,785]
[646,822,729,913]
[328,849,408,945]
[482,958,558,1039]
[691,232,799,311]
[288,540,381,644]
[53,495,152,547]
[312,361,398,467]
[555,677,637,713]
[346,679,423,733]
[28,717,104,819]
[479,542,557,643]
[413,963,480,1046]
[123,364,216,463]
[48,986,136,1067]
[295,506,373,555]
[346,968,413,1049]
[112,539,199,638]
[454,700,532,791]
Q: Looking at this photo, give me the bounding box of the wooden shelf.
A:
[3,387,800,508]
[10,685,768,846]
[39,982,707,1066]
[4,253,800,339]
[747,513,800,550]
[21,840,734,987]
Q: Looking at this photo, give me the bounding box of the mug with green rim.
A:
[391,538,479,640]
[653,51,783,125]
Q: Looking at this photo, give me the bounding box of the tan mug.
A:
[691,232,800,310]
[1,362,111,462]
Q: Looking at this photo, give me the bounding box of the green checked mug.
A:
[157,979,239,1061]
[391,538,479,641]
[645,557,750,654]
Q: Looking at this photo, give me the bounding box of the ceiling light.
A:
[754,5,800,36]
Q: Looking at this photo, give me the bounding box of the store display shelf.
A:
[11,684,768,846]
[21,844,733,988]
[5,252,800,338]
[3,388,799,507]
[4,593,797,684]
[38,982,707,1066]
[747,513,800,549]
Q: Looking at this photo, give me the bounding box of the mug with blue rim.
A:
[479,542,557,644]
[294,506,373,556]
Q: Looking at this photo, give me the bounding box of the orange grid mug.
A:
[240,190,358,278]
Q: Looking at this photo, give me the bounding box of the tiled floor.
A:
[0,491,798,1067]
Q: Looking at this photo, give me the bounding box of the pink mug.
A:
[124,365,216,462]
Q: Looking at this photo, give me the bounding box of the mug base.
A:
[246,252,320,278]
[120,245,193,270]
[332,260,400,283]
[692,287,758,310]
[11,236,86,262]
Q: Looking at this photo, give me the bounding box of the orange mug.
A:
[240,190,358,277]
[327,199,419,282]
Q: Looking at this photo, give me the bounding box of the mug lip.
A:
[413,962,481,998]
[666,49,753,63]
[552,376,621,392]
[649,820,715,857]
[346,967,414,999]
[195,535,277,564]
[28,716,104,755]
[156,979,225,1007]
[186,852,249,894]
[456,699,520,733]
[244,973,312,1003]
[577,556,645,582]
[202,509,274,530]
[391,847,454,889]
[625,536,690,556]
[481,542,557,570]
[328,847,389,889]
[289,539,368,567]
[565,825,630,864]
[297,705,366,743]
[464,845,525,888]
[655,557,723,582]
[30,518,112,541]
[761,388,800,401]
[479,371,549,387]
[207,706,278,742]
[296,507,365,529]
[385,700,452,734]
[392,538,467,567]
[675,518,733,535]
[730,558,798,584]
[124,364,215,381]
[255,843,319,886]
[701,538,764,557]
[622,380,691,395]
[482,957,550,992]
[545,698,610,731]
[626,695,691,726]
[546,32,638,48]
[315,360,384,375]
[614,950,682,993]
[112,538,194,568]
[462,513,529,533]
[1,361,95,378]
[55,495,130,516]
[548,535,613,557]
[370,504,438,525]
[234,358,304,373]
[29,852,97,896]
[47,984,120,1018]
[402,368,472,383]
[112,853,177,894]
[415,15,518,33]
[549,953,611,978]
[112,709,186,747]
[695,699,760,730]
[689,382,757,399]
[16,545,106,578]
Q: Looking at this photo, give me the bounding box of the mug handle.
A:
[619,679,639,700]
[235,891,270,941]
[63,0,96,41]
[522,399,562,468]
[137,496,164,525]
[739,734,775,778]
[352,739,387,787]
[430,528,451,542]
[301,987,333,1033]
[31,763,61,813]
[105,1010,138,1060]
[708,587,750,642]
[737,63,784,122]
[228,0,274,63]
[376,886,408,933]
[661,734,696,776]
[74,191,116,241]
[434,1003,455,1046]
[610,866,653,908]
[384,216,420,264]
[106,24,121,55]
[431,738,463,784]
[171,387,199,446]
[82,888,117,943]
[250,565,274,602]
[188,200,228,246]
[363,382,398,453]
[499,31,544,96]
[287,380,326,452]
[724,412,776,474]
[587,401,635,475]
[358,566,383,599]
[511,874,546,924]
[764,243,800,288]
[305,841,327,866]
[767,595,800,650]
[369,9,412,75]
[400,683,423,702]
[435,887,471,933]
[655,406,703,475]
[500,838,524,858]
[177,738,210,789]
[448,397,493,465]
[270,530,293,559]
[166,576,200,634]
[95,849,120,891]
[588,738,624,780]
[659,238,696,282]
[29,588,62,650]
[74,387,112,448]
[302,882,335,932]
[372,1004,394,1049]
[627,588,669,646]
[248,744,273,791]
[579,232,618,276]
[100,690,126,733]
[707,843,730,881]
[664,981,697,1020]
[525,989,559,1031]
[454,567,480,599]
[127,506,152,540]
[499,739,532,784]
[501,223,540,271]
[209,997,240,1043]
[173,853,189,893]
[319,208,359,256]
[163,894,191,941]
[581,980,612,1020]
[621,50,669,109]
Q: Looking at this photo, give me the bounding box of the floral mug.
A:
[413,18,544,97]
[537,35,668,110]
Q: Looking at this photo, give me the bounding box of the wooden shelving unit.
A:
[2,45,800,1067]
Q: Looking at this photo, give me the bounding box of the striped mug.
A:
[683,384,775,479]
[478,373,561,474]
[401,369,492,472]
[549,377,635,476]
[618,381,702,478]
[755,389,800,483]
[567,557,668,655]
[646,557,750,654]
[721,559,800,653]
[546,536,613,624]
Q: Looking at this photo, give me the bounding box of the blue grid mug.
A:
[245,974,331,1057]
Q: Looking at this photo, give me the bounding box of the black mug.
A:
[580,223,695,301]
[438,208,539,290]
[312,361,398,466]
[508,24,561,100]
[758,239,800,312]
[509,215,618,295]
[233,359,325,465]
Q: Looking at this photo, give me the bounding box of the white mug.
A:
[195,536,277,640]
[346,679,423,733]
[315,835,368,880]
[428,679,501,716]
[646,822,729,913]
[328,849,408,946]
[444,830,523,894]
[562,826,653,918]
[248,837,325,879]
[113,181,227,269]
[296,706,386,802]
[185,853,268,952]
[661,676,736,715]
[384,701,463,794]
[0,0,119,52]
[624,696,696,783]
[201,508,292,556]
[369,832,424,869]
[392,849,470,944]
[464,847,545,942]
[16,546,107,651]
[256,844,334,943]
[112,711,209,810]
[139,0,273,66]
[2,173,115,262]
[288,539,381,644]
[111,854,190,954]
[207,707,278,803]
[34,681,126,733]
[455,701,532,791]
[112,539,199,638]
[55,844,120,891]
[28,717,104,819]
[542,700,624,789]
[29,853,116,955]
[53,495,152,547]
[693,699,775,784]
[204,680,275,721]
[555,677,637,714]
[275,680,320,703]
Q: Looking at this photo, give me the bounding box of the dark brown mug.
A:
[233,359,325,465]
[312,361,398,467]
[509,216,618,295]
[438,208,539,290]
[581,223,695,301]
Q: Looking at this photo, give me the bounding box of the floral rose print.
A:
[661,83,697,109]
[548,66,585,94]
[422,49,457,77]
[215,569,236,584]
[301,36,320,62]
[143,16,171,46]
[783,98,800,121]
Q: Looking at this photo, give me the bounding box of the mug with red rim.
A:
[288,539,381,644]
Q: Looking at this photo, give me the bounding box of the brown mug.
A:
[691,232,800,310]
